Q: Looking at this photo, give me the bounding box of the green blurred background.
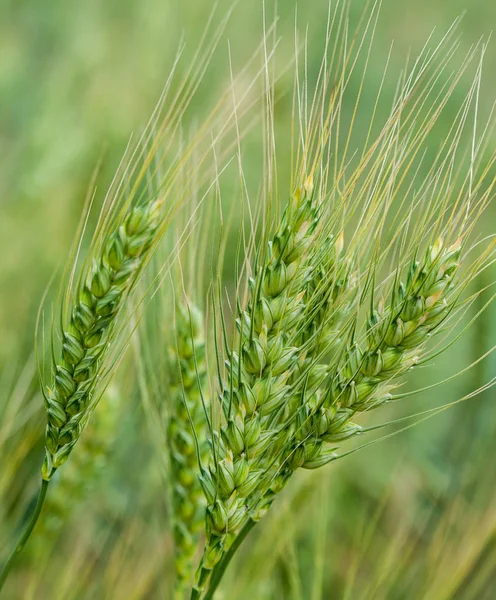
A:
[1,0,495,598]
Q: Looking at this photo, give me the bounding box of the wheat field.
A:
[1,1,495,599]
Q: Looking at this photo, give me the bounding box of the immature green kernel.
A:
[361,351,383,377]
[340,381,358,407]
[90,265,111,298]
[244,416,261,448]
[55,366,76,397]
[264,262,288,297]
[234,456,250,486]
[237,470,262,497]
[216,460,236,496]
[401,326,430,348]
[126,205,149,235]
[227,504,247,531]
[199,469,217,505]
[62,334,85,365]
[324,423,361,443]
[223,420,245,455]
[401,296,425,321]
[209,500,229,532]
[242,339,267,374]
[272,227,295,261]
[385,318,404,347]
[105,231,125,269]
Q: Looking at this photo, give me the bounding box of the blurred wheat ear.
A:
[166,300,209,596]
[135,175,215,597]
[187,3,496,599]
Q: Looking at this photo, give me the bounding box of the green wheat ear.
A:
[42,201,162,481]
[193,179,359,587]
[195,178,323,568]
[167,301,209,596]
[268,237,463,480]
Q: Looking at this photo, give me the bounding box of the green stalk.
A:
[0,479,49,592]
[203,519,256,600]
[190,587,201,600]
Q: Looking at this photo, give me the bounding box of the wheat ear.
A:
[192,177,331,590]
[168,302,209,596]
[42,202,162,481]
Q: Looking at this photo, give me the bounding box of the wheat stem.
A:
[0,478,49,592]
[190,587,201,600]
